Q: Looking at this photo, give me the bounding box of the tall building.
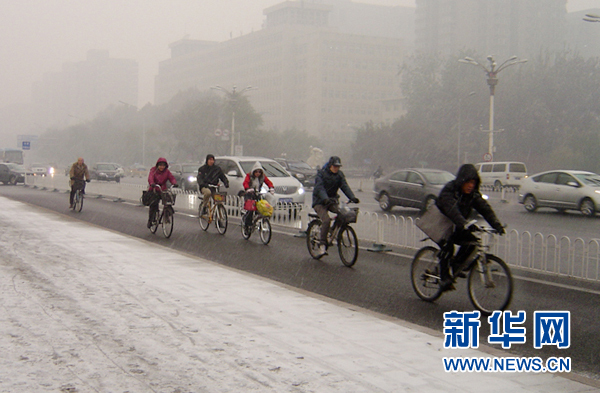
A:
[33,50,138,127]
[415,0,567,59]
[155,1,406,147]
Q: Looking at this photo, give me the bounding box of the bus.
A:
[0,148,24,165]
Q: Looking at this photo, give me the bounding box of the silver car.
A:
[373,168,455,212]
[215,156,305,204]
[518,170,600,217]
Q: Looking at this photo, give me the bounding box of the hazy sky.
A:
[0,0,596,109]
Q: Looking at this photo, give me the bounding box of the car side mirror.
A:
[566,181,579,188]
[227,169,239,177]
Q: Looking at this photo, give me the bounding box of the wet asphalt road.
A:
[1,184,599,379]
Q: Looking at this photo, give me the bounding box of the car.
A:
[215,156,305,204]
[373,168,455,212]
[0,163,26,185]
[171,162,201,191]
[475,161,528,188]
[128,164,148,178]
[30,163,55,177]
[518,170,600,217]
[90,162,122,182]
[273,158,317,188]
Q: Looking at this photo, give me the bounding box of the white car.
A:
[518,170,600,217]
[215,156,305,204]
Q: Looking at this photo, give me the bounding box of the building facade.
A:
[155,1,405,144]
[33,49,138,127]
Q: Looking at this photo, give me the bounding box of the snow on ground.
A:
[0,197,596,392]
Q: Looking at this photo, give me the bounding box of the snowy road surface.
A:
[0,197,596,392]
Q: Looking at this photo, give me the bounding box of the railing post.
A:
[368,218,392,252]
[294,203,309,238]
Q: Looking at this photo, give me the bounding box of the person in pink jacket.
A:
[147,157,177,227]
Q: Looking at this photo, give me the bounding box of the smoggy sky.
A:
[0,0,596,109]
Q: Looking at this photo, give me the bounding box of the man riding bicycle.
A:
[436,163,505,291]
[312,156,359,257]
[147,157,178,228]
[69,157,91,208]
[197,154,229,218]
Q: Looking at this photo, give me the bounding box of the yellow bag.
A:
[256,199,274,217]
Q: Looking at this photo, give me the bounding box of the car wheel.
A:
[422,195,436,212]
[523,194,538,212]
[580,198,595,217]
[494,180,502,189]
[378,192,392,212]
[9,175,17,185]
[238,190,245,198]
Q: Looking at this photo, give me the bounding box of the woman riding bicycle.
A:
[436,163,505,290]
[242,162,274,229]
[312,156,359,257]
[147,157,178,228]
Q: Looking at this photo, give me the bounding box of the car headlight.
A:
[482,194,489,200]
[295,173,305,179]
[298,187,305,195]
[595,190,600,194]
[187,176,197,183]
[49,167,55,175]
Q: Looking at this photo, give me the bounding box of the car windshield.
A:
[288,161,312,170]
[574,173,600,187]
[423,171,455,185]
[182,165,198,172]
[6,163,24,171]
[97,164,116,171]
[240,161,289,177]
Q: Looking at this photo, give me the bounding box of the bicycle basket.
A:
[337,205,358,224]
[256,199,273,217]
[213,192,227,203]
[141,190,154,206]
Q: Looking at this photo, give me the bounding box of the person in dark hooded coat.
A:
[436,163,505,290]
[312,156,359,256]
[197,154,229,216]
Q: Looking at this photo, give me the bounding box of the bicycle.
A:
[148,184,176,238]
[410,223,513,315]
[306,202,359,267]
[71,179,86,212]
[241,193,272,245]
[198,184,228,235]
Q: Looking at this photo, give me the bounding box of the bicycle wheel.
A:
[306,220,324,259]
[258,218,271,245]
[150,210,160,234]
[162,207,174,238]
[72,191,79,211]
[241,213,252,240]
[198,203,210,231]
[77,192,84,212]
[468,254,513,315]
[215,204,228,235]
[337,225,358,267]
[411,246,443,302]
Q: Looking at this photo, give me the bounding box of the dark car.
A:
[373,168,455,212]
[274,158,317,188]
[0,163,26,185]
[90,162,122,183]
[171,163,201,191]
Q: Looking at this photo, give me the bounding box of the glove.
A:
[246,188,255,193]
[86,179,91,183]
[172,184,179,188]
[494,225,506,235]
[350,197,360,204]
[269,188,275,195]
[466,222,481,232]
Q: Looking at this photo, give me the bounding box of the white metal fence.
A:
[24,175,600,282]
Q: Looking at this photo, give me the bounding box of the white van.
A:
[474,161,527,188]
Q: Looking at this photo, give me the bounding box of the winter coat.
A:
[148,157,177,191]
[69,162,90,187]
[312,163,356,208]
[197,163,229,189]
[436,164,501,230]
[243,161,274,191]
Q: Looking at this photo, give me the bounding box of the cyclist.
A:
[197,154,229,218]
[436,163,505,290]
[147,157,178,228]
[242,162,274,229]
[312,156,359,256]
[68,157,91,208]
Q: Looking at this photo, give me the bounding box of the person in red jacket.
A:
[147,157,177,228]
[242,161,274,228]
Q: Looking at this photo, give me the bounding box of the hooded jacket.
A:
[148,157,177,191]
[243,161,274,192]
[197,154,229,189]
[436,164,501,230]
[312,157,356,207]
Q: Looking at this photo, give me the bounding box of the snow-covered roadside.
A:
[0,197,595,392]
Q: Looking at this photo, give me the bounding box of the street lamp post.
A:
[459,55,527,161]
[457,91,476,168]
[211,85,257,156]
